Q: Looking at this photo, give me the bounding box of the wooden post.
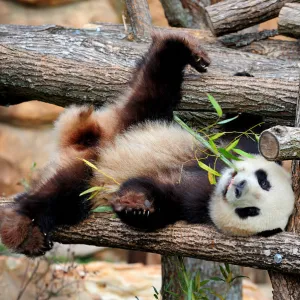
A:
[268,66,300,299]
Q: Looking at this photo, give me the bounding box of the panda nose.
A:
[235,180,246,198]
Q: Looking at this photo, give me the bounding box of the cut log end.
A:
[259,131,280,160]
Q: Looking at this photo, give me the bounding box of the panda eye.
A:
[255,169,271,191]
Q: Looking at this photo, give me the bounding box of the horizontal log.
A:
[1,197,299,274]
[219,29,278,48]
[0,24,299,126]
[238,39,300,61]
[278,3,300,38]
[205,0,300,37]
[259,126,300,160]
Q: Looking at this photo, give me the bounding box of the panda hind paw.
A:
[0,207,53,257]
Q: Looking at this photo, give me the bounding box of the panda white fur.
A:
[0,33,294,257]
[210,155,294,236]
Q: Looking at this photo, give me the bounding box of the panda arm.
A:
[111,165,214,230]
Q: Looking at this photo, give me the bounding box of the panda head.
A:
[209,155,294,236]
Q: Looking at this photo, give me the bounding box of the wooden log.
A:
[124,0,152,41]
[219,29,278,48]
[205,0,300,37]
[278,3,300,39]
[239,39,300,61]
[160,0,209,29]
[259,126,300,160]
[268,51,300,300]
[0,197,300,275]
[0,25,299,127]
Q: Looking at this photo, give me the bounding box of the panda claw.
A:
[147,211,150,217]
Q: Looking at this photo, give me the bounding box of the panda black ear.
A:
[275,161,283,166]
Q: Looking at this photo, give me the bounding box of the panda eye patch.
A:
[255,169,271,191]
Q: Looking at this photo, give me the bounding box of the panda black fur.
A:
[0,33,294,257]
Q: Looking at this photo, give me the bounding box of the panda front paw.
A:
[112,190,155,217]
[0,206,53,257]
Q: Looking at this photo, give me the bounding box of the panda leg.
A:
[111,177,181,230]
[118,33,210,126]
[0,161,92,257]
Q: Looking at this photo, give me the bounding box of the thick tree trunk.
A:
[259,126,300,160]
[278,3,300,39]
[268,60,300,299]
[205,0,300,37]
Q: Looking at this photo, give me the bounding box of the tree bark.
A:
[0,25,299,127]
[219,29,278,48]
[238,39,300,60]
[268,52,300,300]
[259,126,300,160]
[160,0,210,29]
[205,0,300,37]
[1,197,300,275]
[125,0,152,41]
[278,3,300,39]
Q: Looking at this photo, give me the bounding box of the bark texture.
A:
[259,126,300,160]
[239,39,300,60]
[125,0,152,40]
[205,0,300,37]
[268,54,300,300]
[0,25,299,127]
[278,3,300,39]
[160,0,210,29]
[0,198,299,275]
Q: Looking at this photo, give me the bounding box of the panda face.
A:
[209,155,294,236]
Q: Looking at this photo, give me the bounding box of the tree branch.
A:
[1,196,300,275]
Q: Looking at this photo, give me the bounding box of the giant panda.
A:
[0,33,294,257]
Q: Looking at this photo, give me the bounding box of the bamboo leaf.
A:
[208,172,217,185]
[225,139,240,152]
[233,148,255,158]
[81,158,99,171]
[225,263,230,274]
[197,160,221,176]
[230,275,249,283]
[210,277,225,282]
[218,148,241,161]
[217,115,239,125]
[210,132,225,141]
[79,186,105,196]
[207,93,223,117]
[208,139,219,155]
[219,265,228,279]
[92,206,114,213]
